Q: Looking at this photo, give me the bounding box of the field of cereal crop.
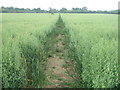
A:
[2,13,118,88]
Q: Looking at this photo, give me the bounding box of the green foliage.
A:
[1,6,118,14]
[2,13,119,88]
[62,14,118,88]
[2,13,58,88]
[0,13,2,81]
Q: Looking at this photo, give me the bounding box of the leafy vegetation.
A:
[0,6,119,14]
[2,13,58,88]
[0,13,2,89]
[1,13,119,88]
[62,14,118,88]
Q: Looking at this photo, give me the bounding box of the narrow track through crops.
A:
[44,16,76,88]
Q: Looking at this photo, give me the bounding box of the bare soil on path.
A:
[44,16,76,88]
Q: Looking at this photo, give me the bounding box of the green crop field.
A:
[1,13,119,88]
[2,13,58,88]
[62,14,118,88]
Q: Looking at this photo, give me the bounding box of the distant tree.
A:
[80,7,88,13]
[118,10,120,14]
[59,8,67,13]
[49,7,58,14]
[72,8,79,11]
[71,8,79,13]
[1,6,4,9]
[82,7,88,11]
[96,10,103,13]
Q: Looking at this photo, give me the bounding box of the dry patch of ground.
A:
[45,34,74,88]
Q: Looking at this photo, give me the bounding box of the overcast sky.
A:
[1,0,119,10]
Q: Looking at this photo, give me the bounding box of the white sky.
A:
[0,0,120,10]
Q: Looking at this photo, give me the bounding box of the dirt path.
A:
[44,16,75,88]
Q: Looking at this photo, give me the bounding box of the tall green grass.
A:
[0,13,2,89]
[2,13,58,88]
[62,14,118,88]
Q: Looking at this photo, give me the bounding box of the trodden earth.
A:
[44,15,77,88]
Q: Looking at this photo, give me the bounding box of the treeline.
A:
[0,7,48,13]
[0,6,119,14]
